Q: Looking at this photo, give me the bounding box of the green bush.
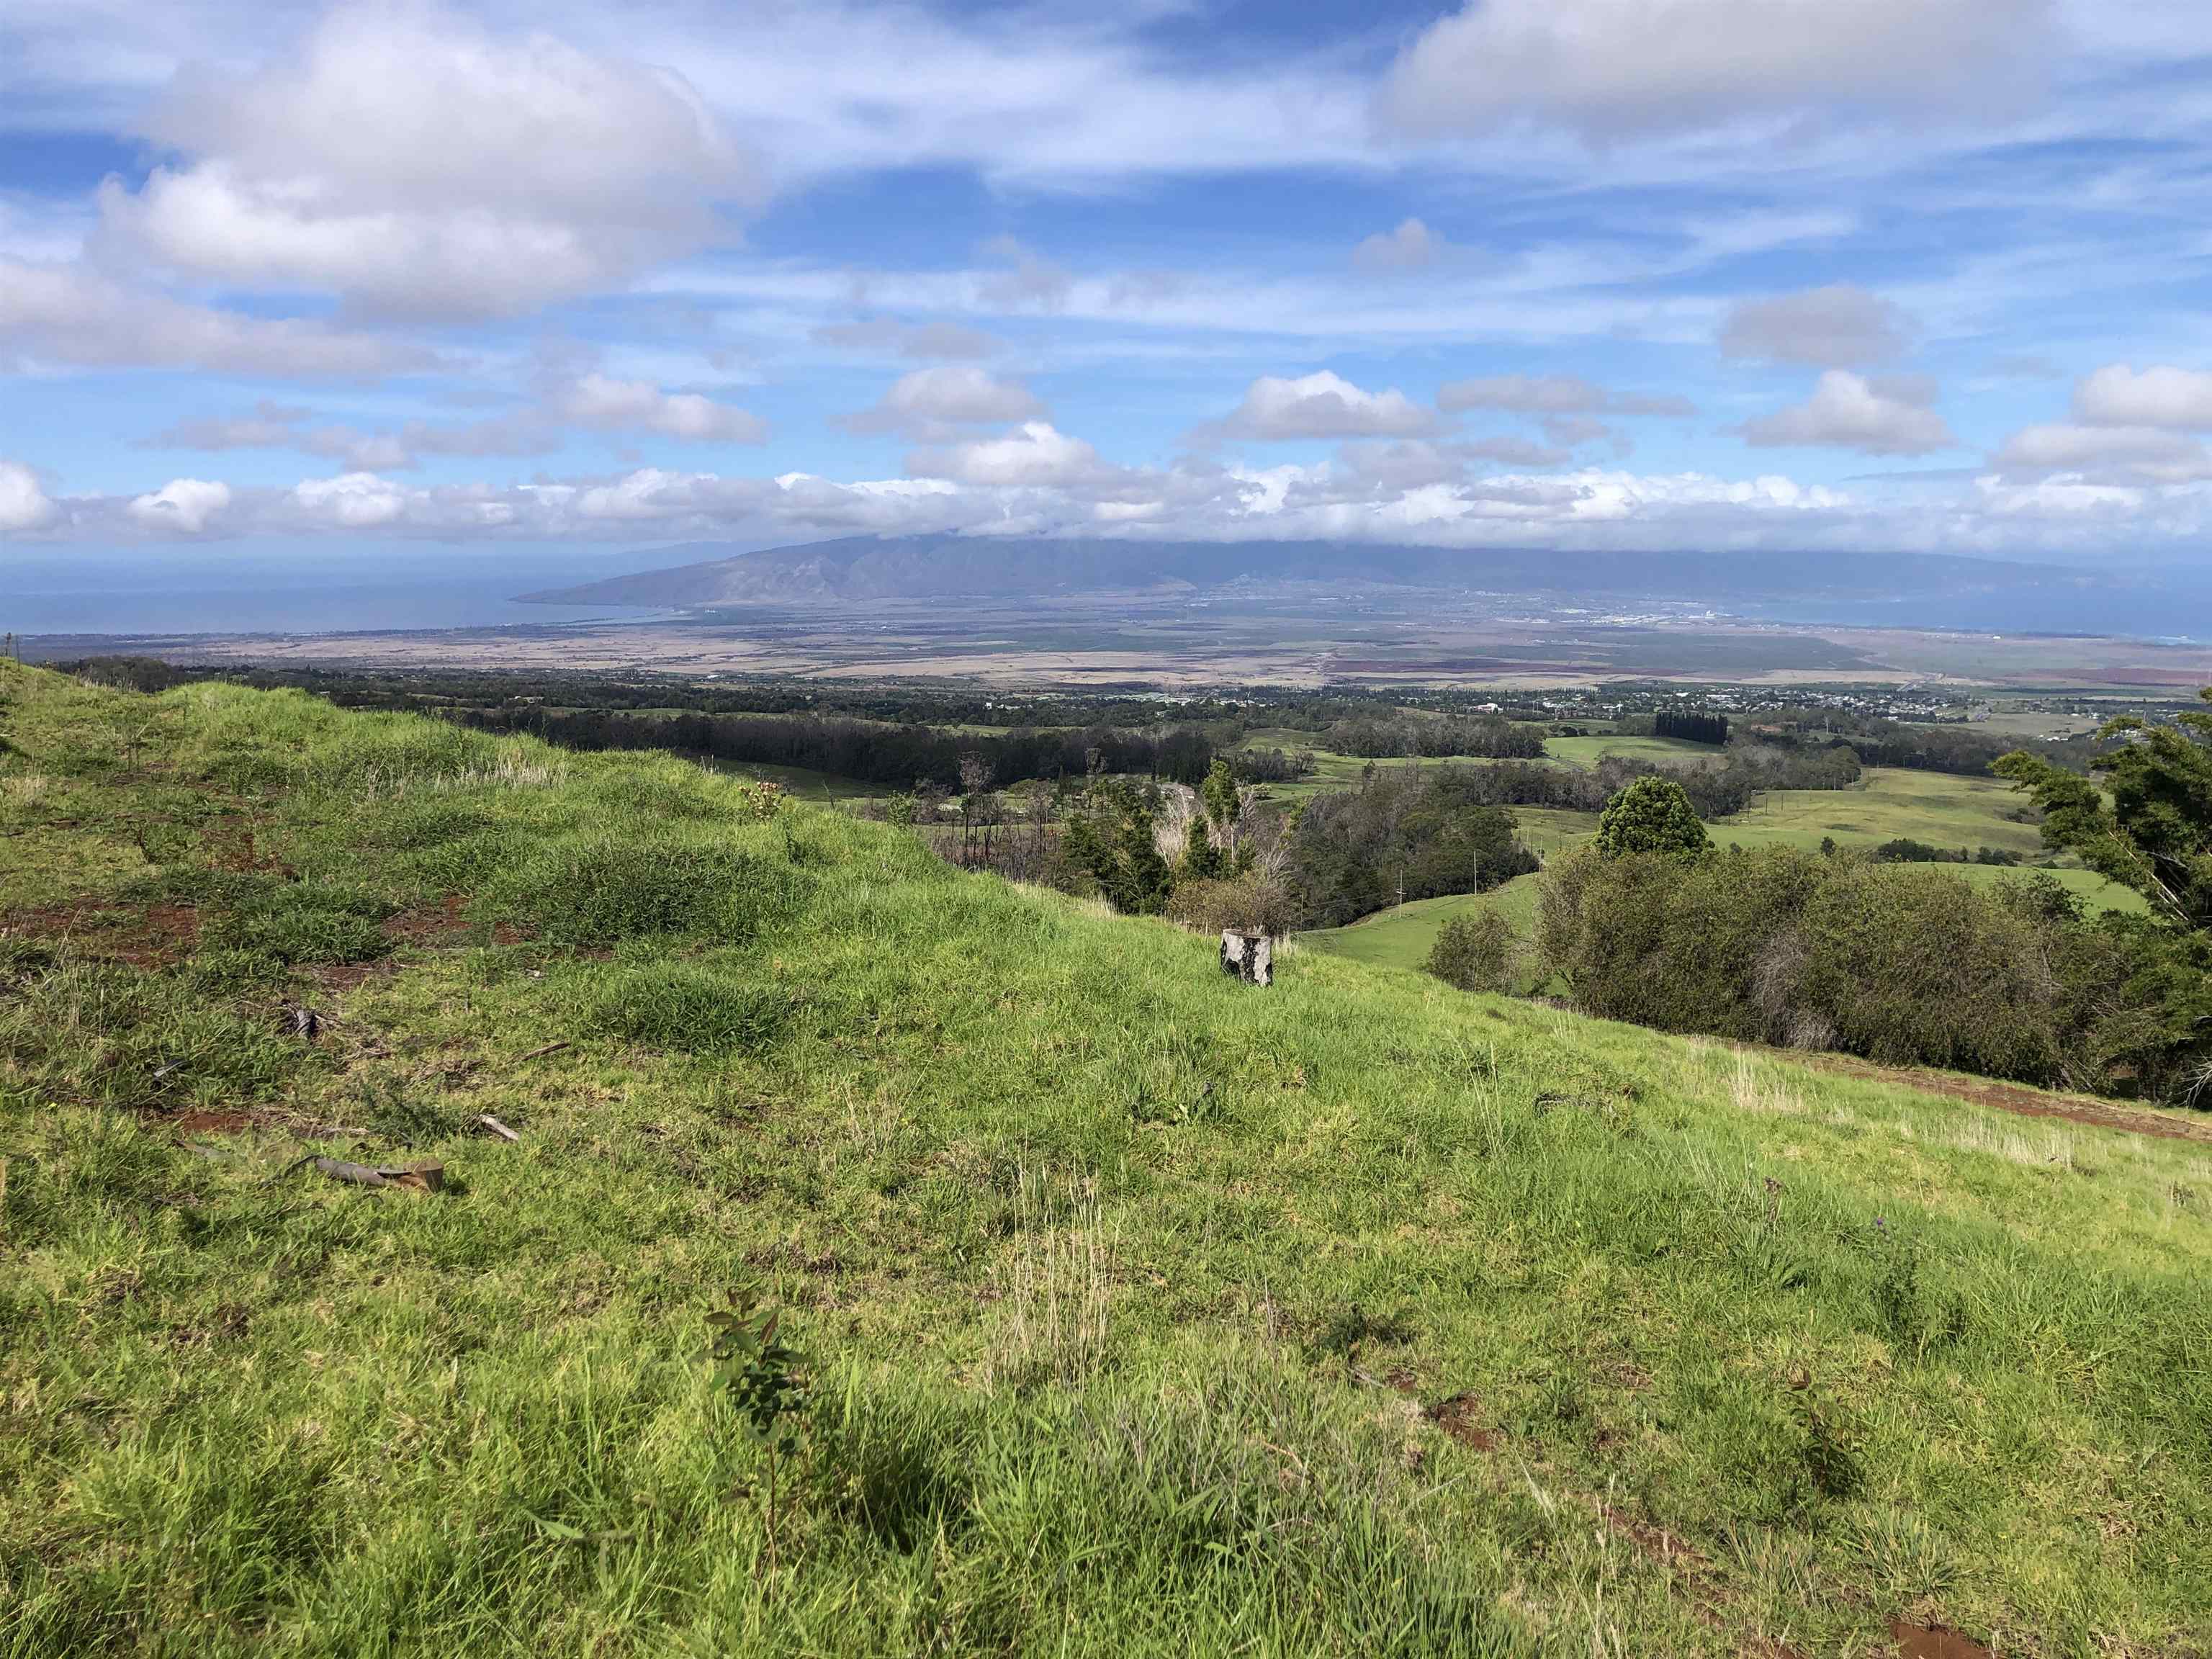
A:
[1424,909,1516,993]
[1538,846,2069,1083]
[1594,775,1709,860]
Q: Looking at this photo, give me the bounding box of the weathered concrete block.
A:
[1220,930,1272,986]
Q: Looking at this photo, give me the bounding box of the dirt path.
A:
[1768,1047,2212,1146]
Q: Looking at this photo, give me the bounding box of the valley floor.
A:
[3,664,2209,1657]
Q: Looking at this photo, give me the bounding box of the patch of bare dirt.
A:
[1,899,201,968]
[168,1108,261,1137]
[382,891,522,947]
[1888,1621,1995,1659]
[1737,1043,2212,1146]
[1422,1393,1498,1452]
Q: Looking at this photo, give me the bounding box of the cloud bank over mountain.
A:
[6,0,2212,566]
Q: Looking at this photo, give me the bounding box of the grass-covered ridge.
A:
[2,663,2210,1657]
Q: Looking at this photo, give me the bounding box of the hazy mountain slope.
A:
[519,534,2096,609]
[4,663,2210,1655]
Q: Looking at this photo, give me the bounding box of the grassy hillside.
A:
[1301,877,1543,981]
[4,665,2211,1657]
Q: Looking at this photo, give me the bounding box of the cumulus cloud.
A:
[294,472,410,528]
[811,318,1002,360]
[906,422,1112,489]
[1743,372,1955,456]
[1352,219,1444,271]
[1203,371,1432,442]
[0,460,55,533]
[98,3,755,320]
[842,366,1047,439]
[2072,364,2212,431]
[555,374,767,444]
[128,477,232,534]
[0,258,425,377]
[1721,284,1909,368]
[1992,423,2212,485]
[1382,0,2051,140]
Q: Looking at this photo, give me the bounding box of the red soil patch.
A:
[1,899,201,968]
[1423,1393,1498,1452]
[1736,1042,2212,1146]
[1889,1621,1995,1659]
[168,1108,260,1137]
[383,891,522,947]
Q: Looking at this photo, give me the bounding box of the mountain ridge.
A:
[518,534,2103,610]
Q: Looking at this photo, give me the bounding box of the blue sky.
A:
[4,0,2212,567]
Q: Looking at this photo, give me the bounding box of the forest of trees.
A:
[452,706,1223,791]
[1318,714,1547,760]
[1654,709,1730,745]
[1282,768,1538,929]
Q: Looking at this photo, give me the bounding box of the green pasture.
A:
[4,666,2208,1655]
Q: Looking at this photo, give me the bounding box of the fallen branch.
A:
[516,1040,571,1062]
[475,1114,520,1142]
[273,1155,445,1193]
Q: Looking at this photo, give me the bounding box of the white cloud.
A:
[128,477,232,534]
[906,422,1108,489]
[1721,284,1909,368]
[1743,371,1956,456]
[0,460,55,533]
[99,3,755,320]
[842,365,1046,439]
[1382,0,2053,140]
[1205,371,1433,441]
[0,257,424,377]
[1992,423,2212,484]
[555,374,767,444]
[1353,219,1443,272]
[293,472,410,528]
[2072,364,2212,431]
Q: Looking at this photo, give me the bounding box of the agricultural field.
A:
[5,664,2211,1655]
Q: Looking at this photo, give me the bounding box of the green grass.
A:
[1301,877,1543,979]
[4,663,2211,1656]
[697,755,886,803]
[1543,734,1727,770]
[1715,768,2044,856]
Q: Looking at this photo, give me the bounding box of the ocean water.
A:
[4,547,678,639]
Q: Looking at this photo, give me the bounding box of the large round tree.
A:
[1594,774,1709,860]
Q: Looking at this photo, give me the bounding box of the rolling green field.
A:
[1542,733,1727,770]
[1717,768,2043,855]
[5,665,2211,1656]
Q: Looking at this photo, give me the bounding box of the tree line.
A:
[1519,698,2212,1107]
[451,706,1221,790]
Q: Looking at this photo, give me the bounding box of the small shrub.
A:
[1424,909,1516,993]
[1165,874,1296,938]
